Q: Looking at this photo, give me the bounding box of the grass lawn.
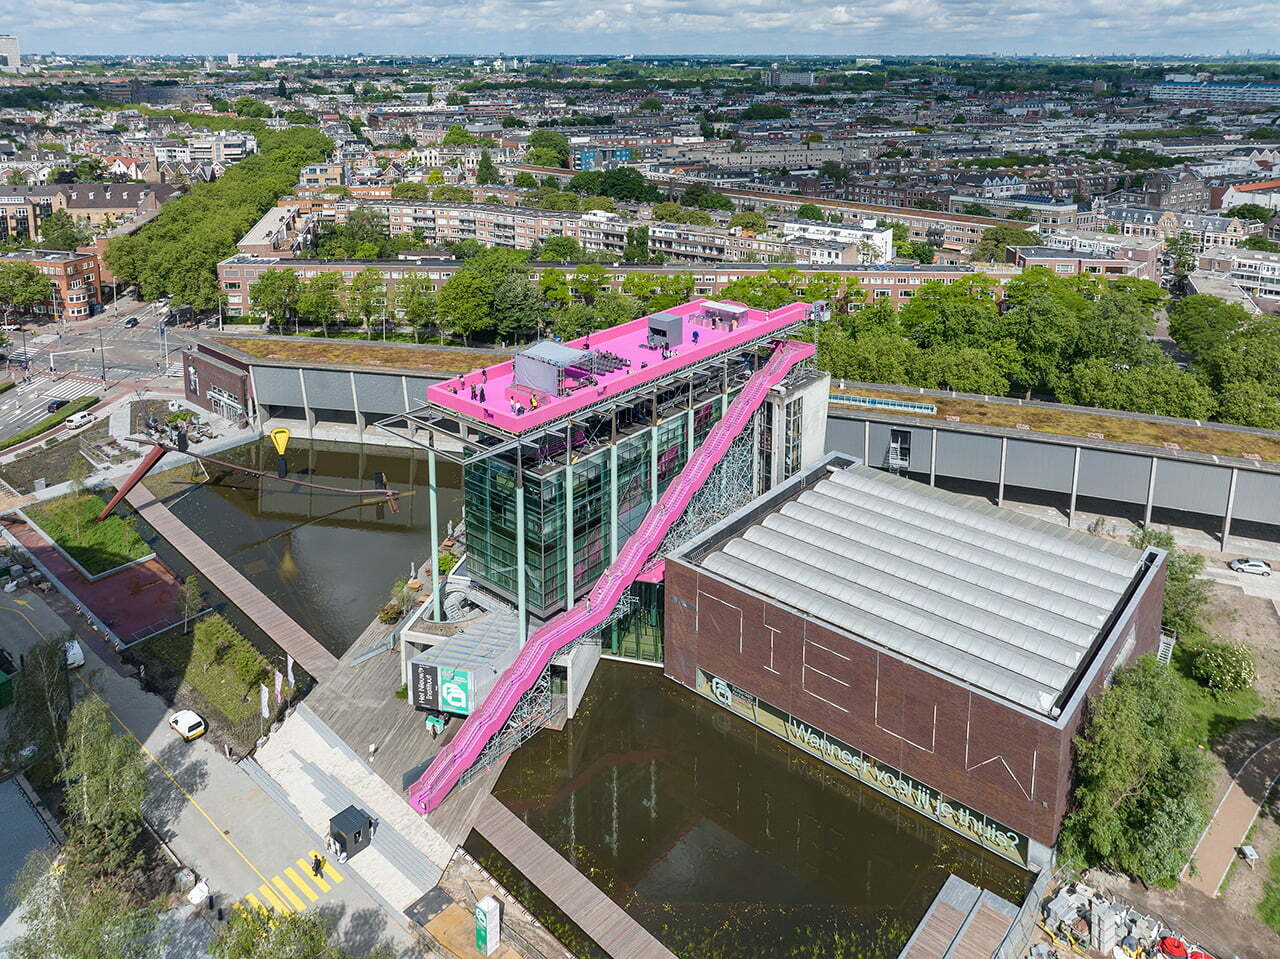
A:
[1259,849,1280,934]
[1172,636,1263,747]
[25,491,151,576]
[831,387,1280,464]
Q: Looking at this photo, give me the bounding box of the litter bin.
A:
[328,805,373,859]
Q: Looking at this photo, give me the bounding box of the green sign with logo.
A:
[439,667,471,715]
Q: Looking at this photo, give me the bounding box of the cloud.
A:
[7,0,1279,55]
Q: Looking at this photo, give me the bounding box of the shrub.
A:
[438,552,459,575]
[1188,640,1255,694]
[193,615,271,691]
[0,380,14,395]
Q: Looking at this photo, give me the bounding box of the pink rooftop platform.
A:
[427,298,813,434]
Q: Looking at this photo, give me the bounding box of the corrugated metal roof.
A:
[697,465,1142,715]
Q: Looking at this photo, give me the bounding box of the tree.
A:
[959,202,993,217]
[795,203,825,222]
[623,226,651,262]
[232,96,272,118]
[212,907,393,959]
[974,225,1037,261]
[1225,203,1274,224]
[347,268,386,339]
[818,160,849,182]
[475,150,500,186]
[59,697,147,884]
[728,211,767,234]
[1129,526,1210,636]
[581,195,615,213]
[180,574,202,634]
[436,248,529,343]
[1059,656,1212,886]
[491,273,546,339]
[390,181,432,200]
[526,129,570,167]
[249,269,300,332]
[621,272,693,313]
[8,850,161,959]
[914,198,941,211]
[1166,231,1197,276]
[539,267,572,309]
[396,274,436,342]
[1239,235,1280,253]
[570,263,608,305]
[1167,294,1250,357]
[275,78,289,99]
[433,185,473,202]
[0,260,53,325]
[425,168,446,186]
[1055,359,1216,420]
[1215,378,1280,429]
[638,97,662,112]
[296,272,344,336]
[538,235,582,261]
[3,637,71,788]
[513,171,538,189]
[915,345,1010,395]
[1006,206,1035,221]
[38,209,88,251]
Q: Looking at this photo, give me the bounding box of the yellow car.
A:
[168,710,207,742]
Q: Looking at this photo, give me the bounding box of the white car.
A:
[63,639,85,669]
[63,411,96,431]
[1228,557,1272,577]
[168,710,207,742]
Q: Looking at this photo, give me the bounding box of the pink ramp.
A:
[408,337,816,813]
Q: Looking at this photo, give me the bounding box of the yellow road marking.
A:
[297,858,330,892]
[258,883,290,914]
[285,866,318,901]
[243,893,269,916]
[0,602,48,639]
[272,875,306,912]
[309,850,344,884]
[72,674,277,895]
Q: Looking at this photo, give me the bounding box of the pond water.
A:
[485,660,1032,959]
[146,438,462,655]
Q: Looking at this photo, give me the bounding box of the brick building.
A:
[0,249,102,321]
[663,457,1166,866]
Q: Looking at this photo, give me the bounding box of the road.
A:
[0,590,425,957]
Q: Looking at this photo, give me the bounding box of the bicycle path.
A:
[1185,735,1280,896]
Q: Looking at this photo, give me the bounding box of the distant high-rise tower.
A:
[0,35,20,74]
[227,52,240,67]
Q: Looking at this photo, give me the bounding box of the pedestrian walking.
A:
[312,854,324,878]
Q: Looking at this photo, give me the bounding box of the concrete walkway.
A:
[1186,735,1280,896]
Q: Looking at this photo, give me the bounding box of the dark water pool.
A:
[485,660,1031,959]
[145,438,462,655]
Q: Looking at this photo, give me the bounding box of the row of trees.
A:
[104,126,332,310]
[248,252,697,344]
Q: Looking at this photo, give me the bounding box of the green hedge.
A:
[0,381,14,395]
[0,395,98,452]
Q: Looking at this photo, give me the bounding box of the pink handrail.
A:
[408,337,816,813]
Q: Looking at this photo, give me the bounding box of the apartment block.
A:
[1198,246,1280,300]
[1100,205,1262,252]
[0,249,102,321]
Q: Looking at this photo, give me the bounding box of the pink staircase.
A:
[408,338,816,813]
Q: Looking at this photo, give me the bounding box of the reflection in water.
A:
[492,661,1031,959]
[146,438,462,655]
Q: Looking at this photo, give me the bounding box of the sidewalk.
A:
[1186,735,1280,896]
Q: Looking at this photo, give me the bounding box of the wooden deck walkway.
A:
[473,794,678,959]
[897,874,1018,959]
[123,483,338,682]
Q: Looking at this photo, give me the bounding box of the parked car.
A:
[168,710,207,742]
[64,411,96,431]
[1228,557,1272,576]
[63,640,85,670]
[47,399,69,413]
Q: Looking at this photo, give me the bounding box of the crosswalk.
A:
[234,850,344,918]
[160,360,183,378]
[42,378,100,401]
[6,347,39,362]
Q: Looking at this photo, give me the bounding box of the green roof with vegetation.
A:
[25,492,151,576]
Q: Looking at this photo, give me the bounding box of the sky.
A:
[5,0,1280,58]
